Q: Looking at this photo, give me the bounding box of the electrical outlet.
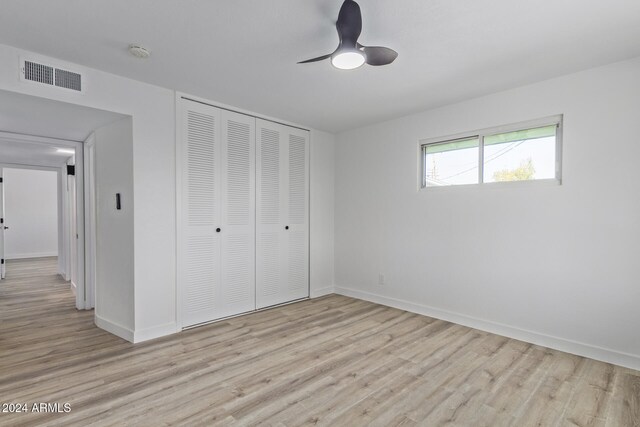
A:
[378,274,385,286]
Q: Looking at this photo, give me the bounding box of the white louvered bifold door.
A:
[179,99,222,327]
[256,119,309,309]
[286,129,310,303]
[179,100,257,327]
[218,109,256,318]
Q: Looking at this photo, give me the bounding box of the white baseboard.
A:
[95,315,134,343]
[6,251,58,260]
[335,286,640,371]
[311,285,335,298]
[134,322,179,343]
[70,281,77,296]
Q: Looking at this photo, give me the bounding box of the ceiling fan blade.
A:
[360,45,398,66]
[336,0,362,46]
[297,53,333,64]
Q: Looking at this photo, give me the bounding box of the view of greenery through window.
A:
[492,158,535,182]
[423,124,557,186]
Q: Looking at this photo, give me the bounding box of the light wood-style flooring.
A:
[0,257,638,426]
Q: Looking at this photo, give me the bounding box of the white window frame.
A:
[419,115,563,189]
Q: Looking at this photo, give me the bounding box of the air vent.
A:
[21,58,84,93]
[55,68,82,91]
[24,61,54,85]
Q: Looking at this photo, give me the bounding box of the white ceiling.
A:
[0,137,72,168]
[0,1,639,132]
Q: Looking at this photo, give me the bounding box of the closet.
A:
[178,98,309,328]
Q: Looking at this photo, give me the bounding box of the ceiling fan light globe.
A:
[331,50,366,70]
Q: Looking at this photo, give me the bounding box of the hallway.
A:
[0,257,75,315]
[0,257,115,426]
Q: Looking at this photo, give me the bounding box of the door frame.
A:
[83,133,96,309]
[0,164,61,279]
[0,168,4,279]
[0,131,88,310]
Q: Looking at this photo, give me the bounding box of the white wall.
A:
[94,118,135,335]
[0,43,336,343]
[0,43,173,342]
[310,130,335,297]
[3,168,58,259]
[335,57,640,370]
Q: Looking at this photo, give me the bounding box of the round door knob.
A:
[216,228,221,233]
[285,226,289,230]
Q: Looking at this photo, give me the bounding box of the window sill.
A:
[419,178,561,193]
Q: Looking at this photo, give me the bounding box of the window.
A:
[424,137,480,186]
[421,117,562,188]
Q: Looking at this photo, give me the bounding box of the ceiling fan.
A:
[298,0,398,70]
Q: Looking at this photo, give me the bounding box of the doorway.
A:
[0,89,132,343]
[0,132,87,309]
[1,167,59,266]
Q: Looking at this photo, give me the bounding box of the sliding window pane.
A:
[424,137,479,186]
[483,125,556,183]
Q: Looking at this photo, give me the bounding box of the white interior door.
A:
[179,99,257,327]
[256,121,285,308]
[0,168,5,280]
[218,109,256,318]
[179,100,223,327]
[286,128,310,303]
[256,120,309,309]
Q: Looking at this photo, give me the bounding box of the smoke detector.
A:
[128,45,151,59]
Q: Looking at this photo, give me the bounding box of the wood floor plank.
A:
[620,373,640,427]
[0,258,638,426]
